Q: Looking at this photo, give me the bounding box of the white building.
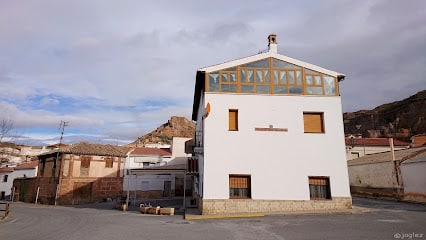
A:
[0,161,38,200]
[190,34,352,214]
[123,137,191,199]
[345,137,409,160]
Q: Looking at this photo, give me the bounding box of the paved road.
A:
[1,197,425,240]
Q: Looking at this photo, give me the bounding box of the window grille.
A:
[229,175,251,199]
[309,177,331,200]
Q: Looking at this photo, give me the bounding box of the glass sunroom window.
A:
[324,76,336,95]
[242,59,269,68]
[241,85,254,93]
[221,84,237,92]
[256,70,263,83]
[209,72,219,91]
[273,59,301,69]
[205,57,339,96]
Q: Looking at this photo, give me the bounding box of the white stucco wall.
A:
[346,146,407,160]
[0,167,38,199]
[348,161,398,188]
[401,158,426,196]
[123,174,175,191]
[201,93,351,200]
[172,137,192,157]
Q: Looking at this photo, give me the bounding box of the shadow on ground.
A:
[352,196,426,212]
[64,197,186,215]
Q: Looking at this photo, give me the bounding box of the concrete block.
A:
[146,207,160,215]
[140,206,150,214]
[159,208,174,216]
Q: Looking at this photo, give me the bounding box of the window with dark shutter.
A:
[309,176,331,200]
[105,157,113,168]
[229,175,251,199]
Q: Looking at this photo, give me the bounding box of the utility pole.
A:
[54,120,68,205]
[54,121,68,168]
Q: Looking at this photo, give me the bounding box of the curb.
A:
[184,207,373,220]
[184,213,265,220]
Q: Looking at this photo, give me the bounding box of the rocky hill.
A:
[127,116,195,147]
[343,90,426,141]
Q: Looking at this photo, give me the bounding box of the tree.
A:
[0,117,15,143]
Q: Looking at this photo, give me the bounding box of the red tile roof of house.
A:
[14,161,39,170]
[0,167,14,173]
[130,147,172,156]
[0,161,38,173]
[345,137,409,147]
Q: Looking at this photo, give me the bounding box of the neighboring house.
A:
[0,142,22,165]
[411,134,426,147]
[0,142,59,166]
[0,161,38,200]
[124,137,192,199]
[0,167,13,200]
[125,147,172,170]
[348,146,426,203]
[345,137,409,160]
[190,34,352,214]
[12,142,129,205]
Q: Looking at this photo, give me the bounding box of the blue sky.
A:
[1,0,425,145]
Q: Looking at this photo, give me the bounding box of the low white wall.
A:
[401,159,426,203]
[348,161,398,188]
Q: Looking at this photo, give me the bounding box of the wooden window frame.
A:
[80,156,91,168]
[303,112,325,133]
[229,174,251,199]
[80,156,91,177]
[205,57,339,96]
[105,157,113,168]
[309,176,331,200]
[228,109,239,131]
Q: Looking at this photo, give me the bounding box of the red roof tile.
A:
[0,167,14,173]
[130,147,171,156]
[345,137,409,147]
[15,161,39,170]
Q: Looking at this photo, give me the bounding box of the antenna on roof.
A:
[54,120,68,205]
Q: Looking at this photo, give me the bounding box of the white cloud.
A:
[1,0,425,144]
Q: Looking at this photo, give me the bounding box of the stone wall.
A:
[199,197,352,215]
[58,177,123,205]
[12,177,57,204]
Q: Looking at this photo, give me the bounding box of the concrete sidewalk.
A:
[184,205,373,220]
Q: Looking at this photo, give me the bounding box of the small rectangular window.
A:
[229,109,238,131]
[229,175,251,199]
[309,177,331,200]
[81,157,91,168]
[3,175,8,182]
[142,162,150,167]
[105,157,113,168]
[80,156,91,176]
[303,112,324,133]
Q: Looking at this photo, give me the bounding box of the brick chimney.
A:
[268,34,277,53]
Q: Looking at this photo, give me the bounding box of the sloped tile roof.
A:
[58,142,130,157]
[130,147,171,156]
[347,146,426,166]
[14,161,39,170]
[0,167,14,173]
[345,137,409,147]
